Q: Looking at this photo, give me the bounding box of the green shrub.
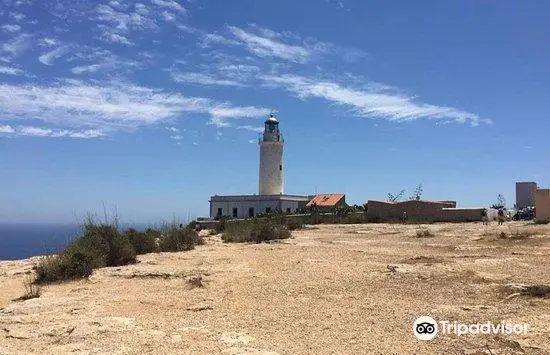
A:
[221,220,255,243]
[34,221,206,284]
[79,224,136,267]
[35,222,136,284]
[124,228,159,255]
[215,217,230,233]
[250,219,291,242]
[159,227,198,252]
[342,213,367,224]
[284,218,303,231]
[222,218,291,243]
[35,252,95,284]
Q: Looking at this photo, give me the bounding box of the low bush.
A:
[270,215,303,231]
[13,274,41,301]
[35,251,95,283]
[415,229,435,238]
[221,220,255,243]
[215,217,230,233]
[35,222,136,284]
[159,226,200,252]
[124,228,159,255]
[35,221,205,284]
[250,219,291,242]
[342,213,367,224]
[522,284,550,297]
[222,218,291,243]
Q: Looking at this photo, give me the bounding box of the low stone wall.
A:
[439,208,485,222]
[366,200,456,223]
[366,200,486,223]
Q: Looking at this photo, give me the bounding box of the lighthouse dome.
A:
[265,113,278,124]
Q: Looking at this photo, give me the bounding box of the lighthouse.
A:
[259,113,284,195]
[209,112,309,219]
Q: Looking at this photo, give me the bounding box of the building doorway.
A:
[248,207,254,217]
[232,207,238,218]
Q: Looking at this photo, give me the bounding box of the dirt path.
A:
[1,222,549,354]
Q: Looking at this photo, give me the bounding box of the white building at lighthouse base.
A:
[209,194,310,219]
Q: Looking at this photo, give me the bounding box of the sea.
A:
[0,222,153,260]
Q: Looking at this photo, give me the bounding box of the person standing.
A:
[497,209,505,226]
[481,208,488,225]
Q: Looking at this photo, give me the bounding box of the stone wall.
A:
[366,200,487,223]
[536,189,550,223]
[366,200,456,222]
[439,208,486,222]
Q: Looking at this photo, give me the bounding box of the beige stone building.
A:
[535,189,550,223]
[516,181,537,209]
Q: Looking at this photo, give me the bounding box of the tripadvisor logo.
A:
[413,316,529,340]
[413,316,438,340]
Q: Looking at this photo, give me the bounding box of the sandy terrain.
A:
[1,221,549,355]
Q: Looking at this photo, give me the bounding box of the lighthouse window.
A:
[279,165,282,171]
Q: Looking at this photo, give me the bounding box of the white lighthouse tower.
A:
[209,112,309,219]
[259,113,284,195]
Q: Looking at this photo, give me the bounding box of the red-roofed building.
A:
[307,194,347,211]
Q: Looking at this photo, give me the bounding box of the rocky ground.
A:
[1,221,549,355]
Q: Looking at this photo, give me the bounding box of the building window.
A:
[286,208,291,214]
[217,208,222,217]
[265,207,271,214]
[248,207,254,218]
[232,207,238,218]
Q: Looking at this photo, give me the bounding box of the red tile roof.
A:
[307,194,345,207]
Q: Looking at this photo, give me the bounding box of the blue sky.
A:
[1,0,549,223]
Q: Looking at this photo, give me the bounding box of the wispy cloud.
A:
[0,125,104,138]
[39,38,58,47]
[10,12,27,21]
[199,33,240,48]
[2,24,22,32]
[261,74,489,126]
[0,125,15,133]
[0,65,24,76]
[171,72,246,87]
[208,106,271,127]
[70,54,141,74]
[237,125,263,133]
[226,25,367,64]
[71,64,102,74]
[0,81,270,135]
[228,26,311,63]
[151,0,186,13]
[170,134,183,140]
[95,3,158,45]
[38,45,69,65]
[1,33,32,56]
[161,11,176,22]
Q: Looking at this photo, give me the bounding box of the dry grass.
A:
[414,228,435,238]
[13,275,41,302]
